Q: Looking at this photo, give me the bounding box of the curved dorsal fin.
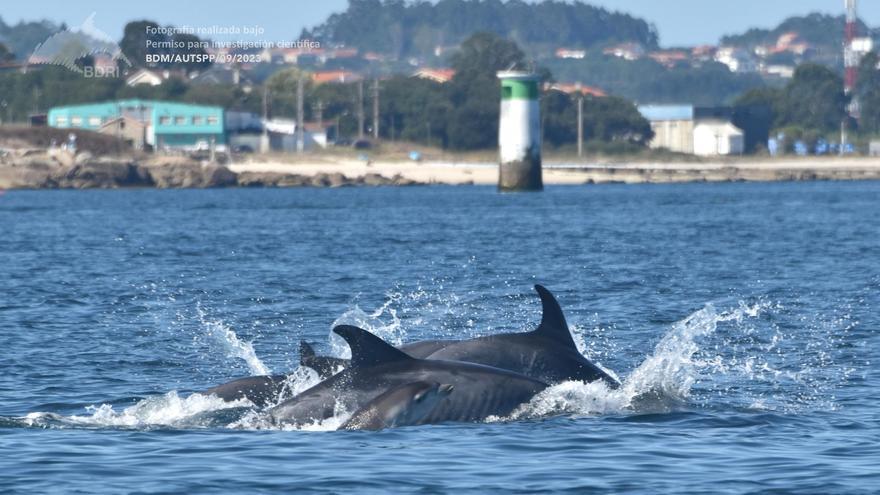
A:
[299,340,316,358]
[531,285,578,349]
[333,325,414,368]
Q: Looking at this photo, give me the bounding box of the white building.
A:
[125,68,164,87]
[715,47,758,73]
[693,121,744,156]
[638,105,745,156]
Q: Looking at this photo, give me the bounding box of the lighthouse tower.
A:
[497,71,543,192]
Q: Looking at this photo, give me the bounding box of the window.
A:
[159,116,171,125]
[88,116,102,126]
[192,116,204,125]
[174,116,187,125]
[70,116,83,127]
[206,116,219,125]
[55,116,68,126]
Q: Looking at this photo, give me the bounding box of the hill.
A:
[301,0,659,59]
[720,13,873,50]
[0,16,60,60]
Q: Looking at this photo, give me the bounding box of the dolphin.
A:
[300,285,620,388]
[339,381,454,431]
[268,325,548,427]
[201,374,291,407]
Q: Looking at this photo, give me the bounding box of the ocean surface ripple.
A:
[1,183,878,493]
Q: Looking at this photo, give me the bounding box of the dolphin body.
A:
[301,285,620,388]
[340,381,454,431]
[202,374,290,407]
[268,325,548,427]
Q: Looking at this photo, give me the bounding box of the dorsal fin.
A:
[531,285,578,349]
[333,325,414,368]
[299,340,316,359]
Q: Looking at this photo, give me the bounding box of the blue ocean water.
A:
[0,183,878,493]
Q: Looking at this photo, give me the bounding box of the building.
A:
[870,141,880,157]
[48,99,224,150]
[693,121,744,156]
[311,70,362,84]
[715,47,757,73]
[125,68,164,87]
[602,42,645,61]
[546,83,607,98]
[412,68,456,83]
[638,104,744,156]
[555,48,586,60]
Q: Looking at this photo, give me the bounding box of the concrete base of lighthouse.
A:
[499,155,543,191]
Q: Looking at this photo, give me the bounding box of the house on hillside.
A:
[546,83,607,98]
[715,47,758,73]
[555,48,586,60]
[311,70,362,84]
[412,68,456,83]
[602,42,645,61]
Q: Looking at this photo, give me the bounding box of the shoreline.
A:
[228,157,880,186]
[2,153,879,189]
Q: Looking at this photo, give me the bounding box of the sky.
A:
[1,0,878,47]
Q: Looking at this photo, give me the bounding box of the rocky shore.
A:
[0,152,422,189]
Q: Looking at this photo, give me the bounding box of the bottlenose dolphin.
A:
[202,374,291,407]
[300,285,620,388]
[299,339,457,377]
[268,325,548,426]
[340,381,454,431]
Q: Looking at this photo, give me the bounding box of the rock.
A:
[144,162,236,188]
[52,159,151,189]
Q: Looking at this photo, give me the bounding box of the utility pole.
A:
[372,78,379,140]
[576,84,584,158]
[261,85,270,153]
[296,73,305,153]
[316,100,324,128]
[357,79,365,140]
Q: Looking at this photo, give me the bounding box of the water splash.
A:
[196,305,270,375]
[511,301,776,419]
[21,392,252,429]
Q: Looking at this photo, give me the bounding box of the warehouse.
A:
[48,99,224,151]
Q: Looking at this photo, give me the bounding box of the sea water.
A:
[1,183,878,493]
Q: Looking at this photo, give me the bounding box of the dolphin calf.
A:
[268,325,548,427]
[300,285,620,388]
[340,381,454,431]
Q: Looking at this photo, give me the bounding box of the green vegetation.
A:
[119,20,212,71]
[544,53,769,106]
[855,51,880,135]
[0,16,58,60]
[732,63,856,151]
[0,42,15,63]
[720,13,869,49]
[302,0,658,59]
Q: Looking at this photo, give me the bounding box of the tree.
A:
[0,42,14,63]
[733,87,781,152]
[856,51,880,134]
[119,20,212,72]
[445,32,525,150]
[774,64,848,133]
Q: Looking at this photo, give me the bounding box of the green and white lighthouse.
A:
[497,71,542,191]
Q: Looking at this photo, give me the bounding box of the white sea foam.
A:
[196,306,270,376]
[23,392,252,429]
[510,301,774,419]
